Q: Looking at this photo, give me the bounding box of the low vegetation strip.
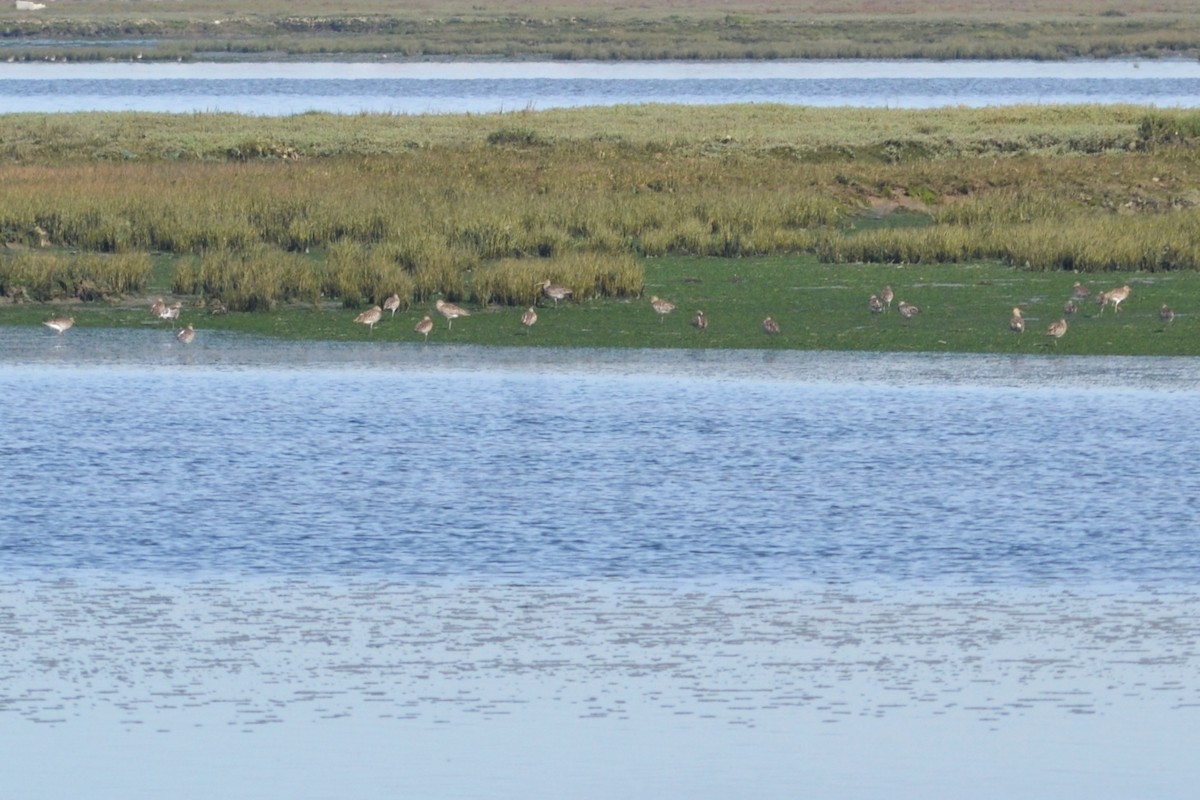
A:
[2,0,1199,61]
[2,105,1199,354]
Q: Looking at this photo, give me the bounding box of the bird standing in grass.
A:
[762,316,780,335]
[1072,281,1090,301]
[1010,307,1025,333]
[435,298,470,330]
[1104,285,1132,313]
[868,295,884,314]
[538,280,573,308]
[43,316,74,335]
[521,307,537,333]
[384,294,402,317]
[650,296,675,322]
[354,305,383,333]
[414,315,434,341]
[1046,318,1068,345]
[898,300,920,319]
[691,310,708,331]
[1160,303,1175,324]
[1064,299,1078,317]
[881,285,894,313]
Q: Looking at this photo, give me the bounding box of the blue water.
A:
[3,329,1198,586]
[4,333,1200,799]
[2,59,1198,113]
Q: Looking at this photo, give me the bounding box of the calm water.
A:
[2,59,1199,113]
[3,327,1199,798]
[4,328,1200,584]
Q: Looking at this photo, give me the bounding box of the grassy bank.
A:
[3,105,1200,354]
[2,0,1199,62]
[5,255,1194,356]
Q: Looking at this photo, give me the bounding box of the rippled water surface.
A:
[2,59,1198,113]
[2,329,1198,798]
[4,329,1200,584]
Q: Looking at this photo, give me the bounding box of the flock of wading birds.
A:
[1006,281,1168,344]
[42,297,197,342]
[40,278,1170,344]
[348,278,788,339]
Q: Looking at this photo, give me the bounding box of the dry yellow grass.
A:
[3,105,1199,314]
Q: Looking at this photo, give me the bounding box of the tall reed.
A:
[471,252,644,307]
[171,245,320,311]
[0,250,151,301]
[5,107,1200,313]
[319,240,416,309]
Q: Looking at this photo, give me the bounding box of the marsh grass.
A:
[0,249,150,302]
[4,105,1200,354]
[472,252,644,307]
[6,107,1200,289]
[2,0,1198,61]
[170,246,321,312]
[825,208,1200,273]
[2,105,1173,163]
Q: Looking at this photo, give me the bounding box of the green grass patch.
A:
[5,255,1195,356]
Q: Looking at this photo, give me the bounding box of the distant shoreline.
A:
[2,1,1198,64]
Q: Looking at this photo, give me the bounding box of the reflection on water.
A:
[6,579,1198,729]
[3,578,1199,799]
[2,328,1198,798]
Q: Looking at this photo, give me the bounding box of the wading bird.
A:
[868,295,884,314]
[1104,285,1132,313]
[1072,281,1090,300]
[762,316,780,335]
[175,324,196,344]
[435,298,470,329]
[1064,299,1078,317]
[881,285,894,313]
[354,305,383,333]
[1010,307,1025,333]
[691,310,708,331]
[650,296,675,322]
[43,316,74,335]
[898,300,921,319]
[414,315,434,341]
[383,294,402,317]
[538,280,573,308]
[1160,303,1175,324]
[521,307,537,333]
[1046,318,1068,345]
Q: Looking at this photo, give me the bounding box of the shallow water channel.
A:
[2,59,1199,113]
